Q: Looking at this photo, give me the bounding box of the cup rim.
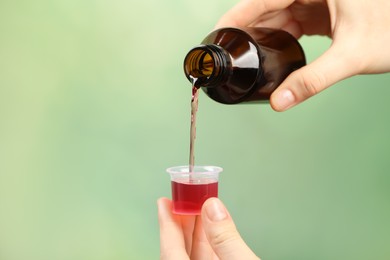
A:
[166,165,223,175]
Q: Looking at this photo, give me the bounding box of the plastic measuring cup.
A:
[166,165,223,215]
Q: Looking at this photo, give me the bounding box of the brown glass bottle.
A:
[183,27,306,104]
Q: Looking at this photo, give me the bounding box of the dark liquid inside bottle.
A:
[184,27,306,104]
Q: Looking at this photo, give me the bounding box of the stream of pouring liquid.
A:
[189,80,199,174]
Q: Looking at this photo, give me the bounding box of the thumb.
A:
[270,45,358,111]
[201,198,259,260]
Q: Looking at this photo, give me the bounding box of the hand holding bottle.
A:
[158,197,259,260]
[216,0,390,111]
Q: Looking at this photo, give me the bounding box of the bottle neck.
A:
[183,44,229,88]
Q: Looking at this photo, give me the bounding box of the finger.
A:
[250,11,303,39]
[216,0,295,28]
[270,44,359,111]
[249,11,303,39]
[157,198,190,260]
[201,198,259,260]
[180,214,196,255]
[249,9,291,29]
[190,216,218,260]
[280,19,303,39]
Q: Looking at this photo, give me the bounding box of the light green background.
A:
[1,0,390,259]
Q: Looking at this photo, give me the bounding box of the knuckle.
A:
[210,229,240,249]
[299,68,326,98]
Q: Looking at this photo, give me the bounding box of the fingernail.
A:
[274,89,295,111]
[205,198,227,222]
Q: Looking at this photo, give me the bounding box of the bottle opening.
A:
[184,47,215,87]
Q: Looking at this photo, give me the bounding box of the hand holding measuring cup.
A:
[160,165,258,259]
[157,197,259,259]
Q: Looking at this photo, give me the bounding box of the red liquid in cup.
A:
[171,180,218,215]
